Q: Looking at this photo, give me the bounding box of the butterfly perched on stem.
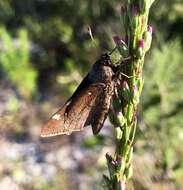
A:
[41,53,116,137]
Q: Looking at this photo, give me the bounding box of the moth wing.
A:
[40,83,105,137]
[85,82,114,134]
[41,104,68,137]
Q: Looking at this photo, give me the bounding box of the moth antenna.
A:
[86,25,98,48]
[109,46,117,55]
[87,25,94,41]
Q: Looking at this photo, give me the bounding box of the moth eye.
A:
[52,114,61,120]
[88,92,92,95]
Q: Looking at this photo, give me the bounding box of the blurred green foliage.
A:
[0,27,37,98]
[82,135,106,148]
[0,0,182,189]
[141,39,183,188]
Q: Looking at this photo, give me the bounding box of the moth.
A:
[41,53,116,137]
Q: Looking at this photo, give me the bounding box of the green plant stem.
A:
[104,0,156,189]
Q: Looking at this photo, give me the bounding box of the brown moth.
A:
[41,53,115,137]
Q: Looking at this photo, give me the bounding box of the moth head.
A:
[99,53,112,67]
[98,53,118,74]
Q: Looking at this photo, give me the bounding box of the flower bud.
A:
[148,25,153,34]
[130,5,140,31]
[116,155,123,171]
[143,25,153,52]
[116,111,126,127]
[132,4,140,16]
[126,103,134,123]
[119,180,126,190]
[113,35,123,46]
[116,155,123,163]
[133,84,138,93]
[138,38,145,48]
[132,84,140,105]
[121,81,131,102]
[109,111,126,129]
[113,35,129,58]
[115,127,123,140]
[137,38,145,58]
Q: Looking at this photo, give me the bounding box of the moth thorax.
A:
[89,64,113,83]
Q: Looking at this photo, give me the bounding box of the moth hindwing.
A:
[41,53,114,137]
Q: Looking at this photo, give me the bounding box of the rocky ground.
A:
[0,80,112,189]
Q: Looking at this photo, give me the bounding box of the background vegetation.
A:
[0,0,182,189]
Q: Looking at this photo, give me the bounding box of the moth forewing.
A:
[41,84,106,137]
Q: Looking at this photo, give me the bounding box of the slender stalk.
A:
[104,0,156,189]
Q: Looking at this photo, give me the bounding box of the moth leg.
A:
[120,72,137,79]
